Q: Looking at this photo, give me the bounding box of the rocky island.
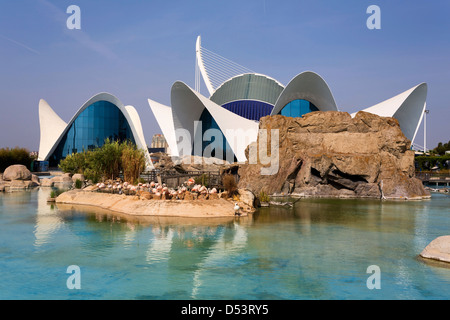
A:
[420,236,450,265]
[55,189,246,218]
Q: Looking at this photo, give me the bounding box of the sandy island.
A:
[56,189,248,218]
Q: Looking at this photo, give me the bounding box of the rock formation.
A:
[56,190,245,218]
[40,173,73,189]
[152,153,228,173]
[3,165,32,181]
[420,236,450,264]
[238,111,429,200]
[0,165,39,191]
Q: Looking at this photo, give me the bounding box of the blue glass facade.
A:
[196,108,236,162]
[222,100,274,121]
[49,101,135,165]
[279,99,319,117]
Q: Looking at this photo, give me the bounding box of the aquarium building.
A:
[37,36,428,168]
[148,36,428,162]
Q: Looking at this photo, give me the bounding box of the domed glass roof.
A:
[210,73,284,106]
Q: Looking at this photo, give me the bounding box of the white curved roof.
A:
[148,98,179,157]
[148,82,259,162]
[171,81,259,162]
[351,83,427,143]
[38,99,68,162]
[271,71,338,115]
[38,92,153,169]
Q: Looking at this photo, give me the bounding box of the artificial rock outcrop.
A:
[238,111,429,200]
[420,236,450,264]
[0,165,40,191]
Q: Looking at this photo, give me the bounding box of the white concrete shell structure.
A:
[148,82,259,163]
[38,99,68,162]
[148,98,179,157]
[351,83,428,143]
[271,71,338,115]
[38,92,154,170]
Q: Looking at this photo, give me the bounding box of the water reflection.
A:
[146,227,174,263]
[34,189,64,248]
[0,190,444,299]
[191,222,248,299]
[55,196,449,299]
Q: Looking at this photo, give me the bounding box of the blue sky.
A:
[0,0,449,151]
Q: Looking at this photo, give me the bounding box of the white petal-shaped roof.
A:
[38,99,68,161]
[170,81,259,162]
[351,83,427,143]
[271,71,338,115]
[148,99,179,157]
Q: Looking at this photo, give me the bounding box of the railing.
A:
[415,172,450,187]
[139,170,223,189]
[415,172,450,181]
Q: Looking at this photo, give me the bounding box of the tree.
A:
[0,147,34,172]
[432,140,450,156]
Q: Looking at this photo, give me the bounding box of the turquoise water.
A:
[0,188,449,300]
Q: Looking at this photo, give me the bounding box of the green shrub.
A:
[58,152,86,174]
[415,154,450,171]
[0,147,34,172]
[121,141,146,184]
[95,139,123,180]
[58,139,146,184]
[194,173,210,187]
[75,179,83,189]
[50,188,65,199]
[259,190,270,202]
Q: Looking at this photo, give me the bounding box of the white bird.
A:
[234,203,240,216]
